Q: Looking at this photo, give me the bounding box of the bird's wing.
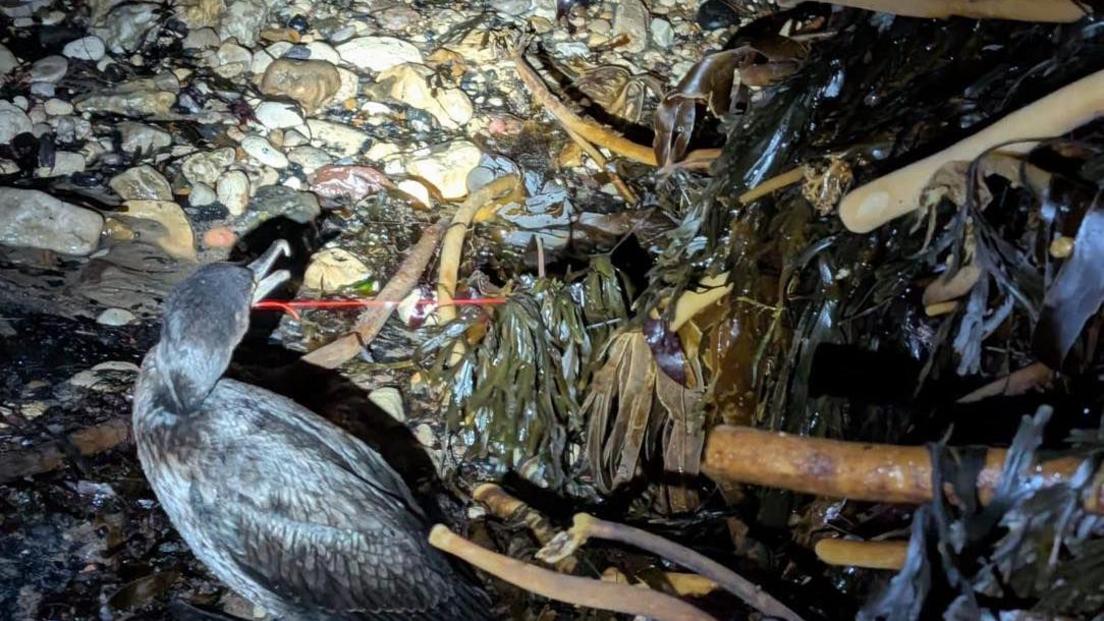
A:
[195,381,480,619]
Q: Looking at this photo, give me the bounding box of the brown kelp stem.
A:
[473,483,578,572]
[814,539,908,570]
[302,218,448,368]
[510,42,719,169]
[428,525,717,621]
[701,425,1104,512]
[803,0,1085,22]
[553,514,806,621]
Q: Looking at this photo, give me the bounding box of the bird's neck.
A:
[138,342,221,418]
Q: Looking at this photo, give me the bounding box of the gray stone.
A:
[182,148,236,186]
[651,18,674,49]
[36,151,86,177]
[63,36,106,61]
[254,101,304,130]
[96,308,136,326]
[335,36,421,72]
[0,44,17,76]
[94,3,159,53]
[306,119,369,157]
[219,0,267,46]
[0,101,32,143]
[236,185,320,233]
[118,122,172,155]
[613,0,649,53]
[287,145,332,175]
[75,90,176,116]
[28,55,67,83]
[188,182,217,206]
[216,170,250,216]
[240,134,288,168]
[0,188,103,255]
[110,165,173,201]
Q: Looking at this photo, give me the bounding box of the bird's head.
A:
[151,239,291,412]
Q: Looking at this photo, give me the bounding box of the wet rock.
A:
[216,170,250,216]
[214,42,252,78]
[237,184,320,233]
[304,41,341,65]
[110,165,173,201]
[0,44,17,76]
[75,90,176,117]
[402,140,482,200]
[182,147,235,186]
[303,248,370,292]
[219,0,268,46]
[94,3,160,53]
[696,0,741,29]
[69,360,140,391]
[188,182,217,206]
[287,145,332,174]
[374,63,473,130]
[259,58,341,112]
[652,18,674,48]
[43,98,73,116]
[306,119,369,157]
[120,200,196,261]
[335,36,421,72]
[29,56,68,84]
[118,122,172,155]
[62,36,106,61]
[0,101,33,143]
[377,5,420,31]
[176,0,224,29]
[240,134,288,168]
[183,27,222,50]
[254,101,304,130]
[613,0,649,53]
[95,308,136,326]
[36,151,86,177]
[0,188,103,255]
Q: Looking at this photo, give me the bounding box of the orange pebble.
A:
[203,226,237,249]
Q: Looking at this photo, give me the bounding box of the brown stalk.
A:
[511,46,718,169]
[428,525,717,621]
[436,176,522,366]
[542,514,805,621]
[301,218,448,369]
[0,417,130,483]
[701,425,1104,512]
[737,166,805,205]
[802,0,1085,22]
[814,539,908,570]
[473,483,578,572]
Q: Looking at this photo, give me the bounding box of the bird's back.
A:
[134,376,491,620]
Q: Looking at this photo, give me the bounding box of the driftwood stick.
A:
[0,417,130,483]
[301,218,448,369]
[552,514,805,621]
[814,539,908,570]
[429,525,717,621]
[701,425,1104,513]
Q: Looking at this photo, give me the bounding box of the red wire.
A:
[252,296,507,320]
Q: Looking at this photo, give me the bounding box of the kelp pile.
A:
[414,4,1104,619]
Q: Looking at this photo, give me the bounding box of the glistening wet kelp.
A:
[418,257,627,493]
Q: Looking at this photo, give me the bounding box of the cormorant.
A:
[133,240,491,620]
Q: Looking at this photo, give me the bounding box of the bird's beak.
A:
[248,239,292,304]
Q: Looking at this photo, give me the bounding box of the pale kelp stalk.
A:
[417,259,627,491]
